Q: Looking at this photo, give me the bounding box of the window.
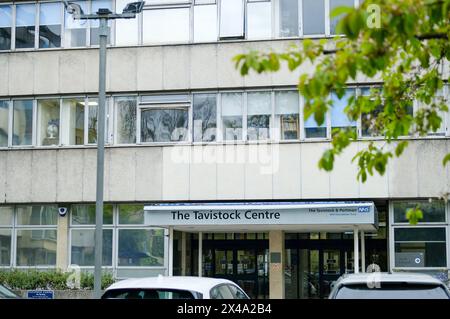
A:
[61,98,85,146]
[65,1,88,47]
[304,113,327,139]
[37,99,60,146]
[279,0,299,37]
[360,87,384,137]
[115,97,137,144]
[16,230,57,266]
[115,0,139,45]
[90,0,113,45]
[16,206,58,226]
[71,204,114,225]
[118,229,165,266]
[275,91,299,140]
[247,0,272,40]
[143,7,190,44]
[0,100,9,147]
[193,2,218,42]
[87,97,110,145]
[247,92,271,140]
[331,88,357,133]
[393,201,446,224]
[0,207,13,226]
[219,0,245,39]
[221,93,243,141]
[118,205,145,225]
[416,89,447,136]
[394,228,447,268]
[302,0,325,35]
[0,229,11,266]
[330,0,354,35]
[70,229,113,266]
[12,100,33,146]
[15,3,36,49]
[210,284,235,299]
[0,5,12,50]
[39,2,62,48]
[193,94,217,142]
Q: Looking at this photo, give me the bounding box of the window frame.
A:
[37,0,64,49]
[0,3,13,52]
[113,94,138,146]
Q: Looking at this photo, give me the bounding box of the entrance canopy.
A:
[144,201,378,232]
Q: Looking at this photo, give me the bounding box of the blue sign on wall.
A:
[27,290,54,299]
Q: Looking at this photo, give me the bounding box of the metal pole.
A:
[353,227,359,274]
[94,16,108,299]
[361,230,366,273]
[198,232,203,277]
[168,227,174,276]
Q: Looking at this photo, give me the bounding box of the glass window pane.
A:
[302,0,325,35]
[360,87,384,137]
[140,108,189,143]
[37,99,60,146]
[330,0,354,35]
[247,1,271,40]
[16,4,35,49]
[247,92,271,140]
[61,98,85,145]
[394,228,446,242]
[143,8,190,44]
[87,98,109,144]
[115,0,139,45]
[39,2,62,48]
[0,100,9,147]
[13,100,33,146]
[275,91,299,140]
[194,5,218,42]
[119,204,145,224]
[279,0,298,37]
[0,229,11,266]
[0,207,13,225]
[222,93,243,141]
[16,206,58,225]
[195,0,216,4]
[393,201,446,223]
[115,97,136,144]
[70,229,112,266]
[64,1,88,47]
[193,94,217,142]
[0,5,12,50]
[118,229,165,266]
[331,89,356,130]
[305,113,327,138]
[219,0,244,38]
[16,229,57,266]
[71,204,113,225]
[90,0,112,45]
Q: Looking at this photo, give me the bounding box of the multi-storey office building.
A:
[0,0,449,299]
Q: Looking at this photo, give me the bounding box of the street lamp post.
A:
[64,1,144,299]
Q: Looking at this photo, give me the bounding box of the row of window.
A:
[0,204,166,268]
[1,86,449,148]
[0,0,357,51]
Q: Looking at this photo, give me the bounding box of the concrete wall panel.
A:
[31,150,57,202]
[272,144,301,199]
[135,147,163,201]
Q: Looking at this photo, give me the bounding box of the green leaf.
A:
[319,150,335,171]
[395,141,408,157]
[406,207,423,225]
[330,6,353,19]
[443,153,450,166]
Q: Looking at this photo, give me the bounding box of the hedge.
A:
[0,270,114,290]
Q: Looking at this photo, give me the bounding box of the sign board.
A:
[395,252,425,267]
[144,201,377,227]
[27,290,54,299]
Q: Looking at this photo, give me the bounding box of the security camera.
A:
[58,207,68,217]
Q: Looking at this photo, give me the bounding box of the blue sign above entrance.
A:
[27,290,54,299]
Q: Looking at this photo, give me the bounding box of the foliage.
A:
[234,0,450,223]
[0,269,114,290]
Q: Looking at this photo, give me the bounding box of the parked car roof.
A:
[334,272,445,285]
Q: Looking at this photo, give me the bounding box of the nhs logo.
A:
[358,206,370,213]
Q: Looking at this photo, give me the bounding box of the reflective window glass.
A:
[16,206,58,225]
[275,91,299,140]
[65,0,88,47]
[87,98,109,144]
[193,94,217,142]
[194,4,218,42]
[304,114,327,138]
[0,100,9,147]
[118,229,165,266]
[115,0,139,45]
[219,0,244,38]
[16,3,36,49]
[279,0,298,37]
[302,0,325,35]
[0,5,12,50]
[61,98,85,145]
[90,0,112,45]
[247,92,271,140]
[140,108,189,142]
[115,97,137,144]
[393,201,446,223]
[0,207,13,225]
[118,204,145,224]
[247,1,272,40]
[37,99,60,146]
[143,8,190,44]
[0,229,11,266]
[330,0,354,35]
[70,229,113,266]
[39,2,62,48]
[16,229,57,266]
[331,89,357,132]
[71,204,114,225]
[12,100,33,146]
[221,93,243,141]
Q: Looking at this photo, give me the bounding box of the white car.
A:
[329,272,450,299]
[101,276,250,299]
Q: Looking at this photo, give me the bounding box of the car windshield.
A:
[335,283,450,299]
[0,285,18,299]
[102,288,198,299]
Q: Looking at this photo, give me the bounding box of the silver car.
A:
[0,284,20,299]
[329,272,450,299]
